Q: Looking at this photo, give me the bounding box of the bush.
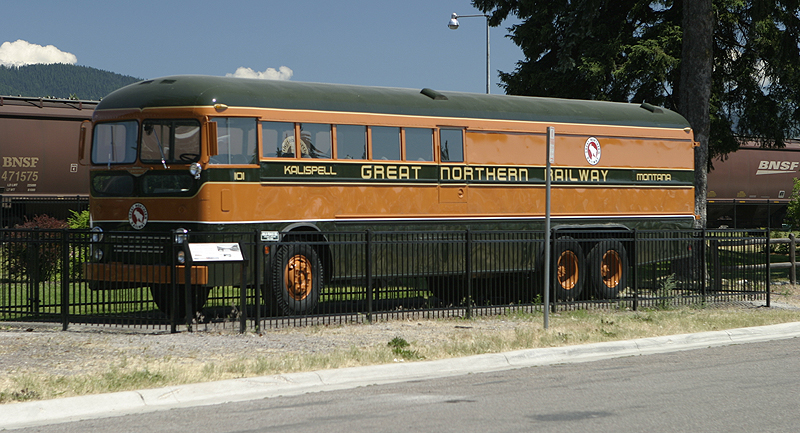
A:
[6,215,69,281]
[67,209,90,229]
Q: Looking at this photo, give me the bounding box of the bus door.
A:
[438,128,468,207]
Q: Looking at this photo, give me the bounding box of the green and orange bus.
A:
[80,75,696,314]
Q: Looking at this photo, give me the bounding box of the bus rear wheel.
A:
[272,244,323,315]
[553,237,585,301]
[588,240,629,299]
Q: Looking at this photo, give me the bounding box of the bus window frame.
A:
[369,125,402,161]
[208,117,258,165]
[438,127,466,163]
[402,127,435,162]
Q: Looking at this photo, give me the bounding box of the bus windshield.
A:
[91,119,201,166]
[92,121,138,165]
[141,120,201,164]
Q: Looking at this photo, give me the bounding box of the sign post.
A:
[544,127,554,329]
[185,242,248,332]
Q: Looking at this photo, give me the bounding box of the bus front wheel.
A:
[272,244,323,315]
[150,284,210,320]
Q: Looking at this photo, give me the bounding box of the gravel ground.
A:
[0,316,507,379]
[2,287,799,394]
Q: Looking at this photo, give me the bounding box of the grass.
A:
[2,295,799,404]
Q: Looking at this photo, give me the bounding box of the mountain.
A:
[0,64,141,100]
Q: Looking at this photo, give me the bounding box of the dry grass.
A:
[2,287,800,404]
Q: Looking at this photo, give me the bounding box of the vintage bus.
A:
[80,75,696,315]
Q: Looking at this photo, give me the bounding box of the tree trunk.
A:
[678,0,713,228]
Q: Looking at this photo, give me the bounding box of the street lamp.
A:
[448,12,490,94]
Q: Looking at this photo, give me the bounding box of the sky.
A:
[0,0,523,95]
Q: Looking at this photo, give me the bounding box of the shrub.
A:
[6,215,68,281]
[67,209,90,229]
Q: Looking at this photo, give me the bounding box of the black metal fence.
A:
[0,196,89,228]
[0,228,769,332]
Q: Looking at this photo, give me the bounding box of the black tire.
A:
[587,240,629,299]
[552,237,585,301]
[150,284,210,319]
[272,244,323,315]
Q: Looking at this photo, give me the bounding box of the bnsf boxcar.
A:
[707,141,800,228]
[0,96,98,226]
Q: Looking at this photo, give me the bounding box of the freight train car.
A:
[707,141,800,228]
[0,96,98,227]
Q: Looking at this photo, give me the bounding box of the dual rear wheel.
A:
[551,238,629,301]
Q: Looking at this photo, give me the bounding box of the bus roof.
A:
[96,75,690,130]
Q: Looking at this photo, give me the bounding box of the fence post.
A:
[27,229,41,316]
[366,230,372,324]
[183,237,193,332]
[632,229,638,312]
[790,233,796,285]
[61,229,69,331]
[465,229,472,320]
[239,260,247,334]
[169,238,178,334]
[701,229,707,305]
[254,230,261,333]
[766,229,771,308]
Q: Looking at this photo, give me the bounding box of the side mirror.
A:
[79,120,92,166]
[207,121,218,157]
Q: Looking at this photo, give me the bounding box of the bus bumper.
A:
[82,262,209,286]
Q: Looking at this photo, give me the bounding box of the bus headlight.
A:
[189,163,202,179]
[91,226,103,243]
[93,248,104,261]
[177,250,186,264]
[174,228,189,244]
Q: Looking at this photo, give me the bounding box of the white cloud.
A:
[0,39,77,68]
[226,66,293,80]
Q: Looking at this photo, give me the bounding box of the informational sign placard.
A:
[187,243,244,262]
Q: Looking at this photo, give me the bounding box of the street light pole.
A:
[448,12,490,94]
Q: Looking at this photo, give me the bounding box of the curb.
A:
[2,321,799,430]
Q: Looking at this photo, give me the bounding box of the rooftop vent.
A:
[421,88,448,101]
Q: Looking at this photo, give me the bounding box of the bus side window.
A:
[210,118,257,164]
[336,125,367,160]
[262,121,295,158]
[371,126,401,161]
[299,124,332,159]
[404,128,434,161]
[439,129,464,162]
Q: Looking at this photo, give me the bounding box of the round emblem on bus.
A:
[584,137,601,165]
[128,203,148,230]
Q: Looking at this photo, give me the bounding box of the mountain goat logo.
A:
[584,137,601,166]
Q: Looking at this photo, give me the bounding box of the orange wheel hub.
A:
[557,251,579,290]
[284,255,312,301]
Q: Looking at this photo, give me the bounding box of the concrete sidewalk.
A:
[2,321,800,430]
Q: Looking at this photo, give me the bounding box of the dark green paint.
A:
[96,75,691,130]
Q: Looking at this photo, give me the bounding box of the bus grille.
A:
[109,234,168,255]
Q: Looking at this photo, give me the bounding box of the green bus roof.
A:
[96,75,691,130]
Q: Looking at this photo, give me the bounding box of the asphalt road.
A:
[13,337,800,433]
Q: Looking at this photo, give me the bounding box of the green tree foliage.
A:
[473,0,800,160]
[0,64,140,100]
[785,178,800,228]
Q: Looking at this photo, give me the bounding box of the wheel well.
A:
[282,227,333,284]
[552,226,634,267]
